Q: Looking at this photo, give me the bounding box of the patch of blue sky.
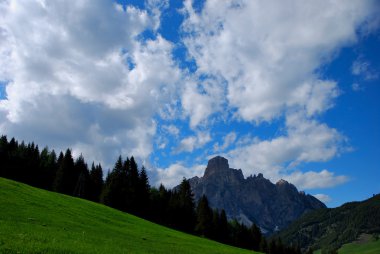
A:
[300,33,380,206]
[116,0,144,10]
[0,81,8,100]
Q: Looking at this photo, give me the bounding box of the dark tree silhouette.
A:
[195,195,213,237]
[53,149,75,195]
[89,163,103,202]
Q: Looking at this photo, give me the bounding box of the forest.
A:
[0,135,301,254]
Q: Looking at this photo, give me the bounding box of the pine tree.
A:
[89,163,103,202]
[219,209,229,243]
[250,223,262,251]
[176,178,196,233]
[39,147,57,190]
[195,195,213,237]
[53,149,75,195]
[137,166,150,217]
[101,156,126,210]
[73,154,90,199]
[122,156,139,214]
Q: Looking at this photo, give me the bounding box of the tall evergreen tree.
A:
[195,195,213,237]
[101,156,126,210]
[73,154,90,199]
[89,163,103,202]
[123,156,139,214]
[137,166,150,217]
[53,149,75,195]
[174,178,196,233]
[39,147,57,190]
[250,223,262,251]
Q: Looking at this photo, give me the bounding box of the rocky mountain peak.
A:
[276,179,289,185]
[204,156,244,181]
[188,156,326,234]
[204,156,229,177]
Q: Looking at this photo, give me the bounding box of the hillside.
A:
[276,194,380,252]
[188,156,325,234]
[337,235,380,254]
[0,177,258,254]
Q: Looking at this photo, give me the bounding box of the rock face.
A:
[189,156,326,234]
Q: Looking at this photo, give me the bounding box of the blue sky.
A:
[0,0,379,207]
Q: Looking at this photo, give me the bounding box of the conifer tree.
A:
[176,178,196,233]
[250,223,262,251]
[53,149,75,195]
[195,195,213,237]
[137,166,150,217]
[101,156,126,210]
[73,154,90,198]
[89,163,103,202]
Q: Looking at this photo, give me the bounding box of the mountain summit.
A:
[189,156,326,234]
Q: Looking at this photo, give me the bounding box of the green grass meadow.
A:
[0,177,258,254]
[313,237,380,254]
[337,238,380,254]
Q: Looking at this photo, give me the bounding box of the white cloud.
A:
[225,112,348,189]
[181,77,225,128]
[214,132,237,152]
[182,0,377,123]
[286,170,348,190]
[162,124,180,137]
[352,58,379,80]
[176,131,211,153]
[313,194,332,203]
[154,163,205,188]
[0,0,182,168]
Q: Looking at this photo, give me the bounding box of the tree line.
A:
[0,135,301,254]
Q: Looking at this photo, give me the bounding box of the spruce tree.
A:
[101,156,126,210]
[89,163,103,202]
[195,195,213,237]
[137,166,150,217]
[73,154,90,198]
[176,178,196,233]
[250,223,262,251]
[53,149,75,195]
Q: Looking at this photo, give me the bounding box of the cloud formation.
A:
[313,194,332,203]
[182,0,375,123]
[0,0,181,168]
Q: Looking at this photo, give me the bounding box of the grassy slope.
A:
[313,239,380,254]
[0,178,258,254]
[338,239,380,254]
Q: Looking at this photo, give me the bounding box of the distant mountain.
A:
[276,193,380,252]
[188,156,325,234]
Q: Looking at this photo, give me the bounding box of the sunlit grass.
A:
[0,177,260,254]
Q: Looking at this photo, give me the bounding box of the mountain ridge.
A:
[188,156,326,234]
[276,193,380,252]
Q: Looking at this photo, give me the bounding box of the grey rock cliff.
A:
[188,156,326,234]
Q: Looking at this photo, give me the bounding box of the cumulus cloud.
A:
[162,124,180,137]
[153,163,205,188]
[286,170,348,190]
[0,0,181,168]
[181,77,226,128]
[225,112,348,189]
[182,0,376,123]
[176,131,211,153]
[159,0,377,190]
[214,132,237,152]
[313,194,332,203]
